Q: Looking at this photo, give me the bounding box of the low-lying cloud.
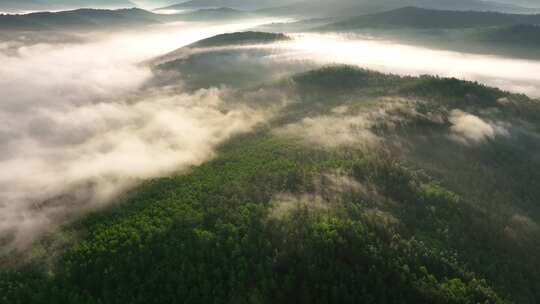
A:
[275,99,425,148]
[277,114,380,148]
[270,33,540,97]
[0,20,283,250]
[0,87,266,250]
[449,110,508,145]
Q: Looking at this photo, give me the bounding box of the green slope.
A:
[2,65,540,303]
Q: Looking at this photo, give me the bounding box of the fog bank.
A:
[273,33,540,97]
[0,19,282,250]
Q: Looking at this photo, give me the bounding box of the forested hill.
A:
[188,31,290,48]
[256,0,534,18]
[0,8,165,31]
[0,0,135,12]
[478,24,540,46]
[170,7,249,21]
[158,0,243,9]
[2,63,540,303]
[155,0,291,10]
[0,7,252,31]
[321,6,540,30]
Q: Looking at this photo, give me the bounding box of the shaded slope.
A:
[256,0,534,18]
[0,7,255,31]
[322,6,540,30]
[188,31,290,48]
[155,0,290,10]
[170,7,250,21]
[0,0,135,12]
[477,24,540,46]
[0,8,167,31]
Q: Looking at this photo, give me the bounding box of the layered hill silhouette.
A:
[0,7,253,31]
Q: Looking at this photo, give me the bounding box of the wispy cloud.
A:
[0,20,284,250]
[449,110,509,145]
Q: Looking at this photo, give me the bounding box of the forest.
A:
[1,1,540,302]
[2,65,539,303]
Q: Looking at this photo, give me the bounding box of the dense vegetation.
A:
[188,31,290,48]
[2,65,540,303]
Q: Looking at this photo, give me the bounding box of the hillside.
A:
[0,7,255,31]
[0,8,166,31]
[150,31,292,69]
[172,7,249,21]
[2,32,540,301]
[257,0,534,18]
[477,24,540,46]
[321,6,540,30]
[312,7,540,60]
[188,31,290,48]
[158,0,243,9]
[0,0,135,12]
[156,0,290,10]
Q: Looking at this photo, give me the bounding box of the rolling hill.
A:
[0,7,255,31]
[1,31,540,303]
[170,7,249,21]
[314,7,540,60]
[0,8,165,31]
[256,0,535,18]
[187,31,290,48]
[321,6,540,30]
[155,0,291,11]
[477,23,540,46]
[0,0,135,12]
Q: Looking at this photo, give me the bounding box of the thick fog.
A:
[273,33,540,97]
[187,33,540,97]
[0,19,281,250]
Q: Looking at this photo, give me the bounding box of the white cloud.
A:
[0,20,285,250]
[277,114,381,148]
[274,100,424,148]
[449,110,508,145]
[269,33,540,97]
[0,85,268,250]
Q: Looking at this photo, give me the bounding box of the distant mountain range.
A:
[156,0,291,11]
[188,31,290,47]
[0,7,253,31]
[172,7,249,21]
[479,24,540,46]
[257,0,536,18]
[315,7,540,60]
[0,0,136,12]
[0,8,158,30]
[320,6,540,30]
